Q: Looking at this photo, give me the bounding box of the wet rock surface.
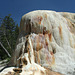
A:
[0,10,75,75]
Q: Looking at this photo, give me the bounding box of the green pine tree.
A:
[0,15,19,60]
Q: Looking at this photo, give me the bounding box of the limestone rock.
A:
[1,10,75,75]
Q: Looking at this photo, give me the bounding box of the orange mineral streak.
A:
[38,16,43,24]
[48,33,52,42]
[58,25,63,39]
[34,16,43,24]
[45,68,63,75]
[50,51,53,55]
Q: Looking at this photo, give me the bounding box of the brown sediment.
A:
[36,42,40,51]
[58,25,63,40]
[43,27,46,35]
[50,51,53,55]
[48,33,52,42]
[34,50,36,63]
[43,27,50,35]
[45,39,48,46]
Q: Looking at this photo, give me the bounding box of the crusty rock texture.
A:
[0,10,75,75]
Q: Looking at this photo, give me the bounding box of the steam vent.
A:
[0,10,75,75]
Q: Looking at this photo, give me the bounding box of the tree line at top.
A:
[0,14,19,60]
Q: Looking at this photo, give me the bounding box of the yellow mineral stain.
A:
[51,55,55,65]
[37,51,40,64]
[69,38,74,48]
[74,44,75,49]
[44,14,47,19]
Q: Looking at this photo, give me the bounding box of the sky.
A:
[0,0,75,25]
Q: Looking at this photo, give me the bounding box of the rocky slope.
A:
[0,10,75,75]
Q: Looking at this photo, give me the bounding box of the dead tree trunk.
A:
[0,42,11,57]
[5,36,11,49]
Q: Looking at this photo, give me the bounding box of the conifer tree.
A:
[0,15,19,60]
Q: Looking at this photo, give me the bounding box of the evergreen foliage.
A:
[0,15,19,60]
